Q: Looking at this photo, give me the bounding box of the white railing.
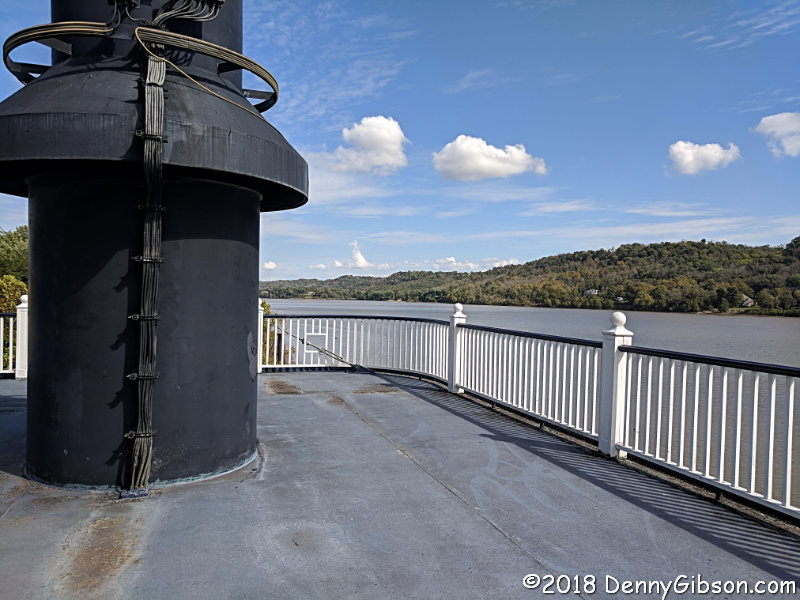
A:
[257,303,799,519]
[260,313,449,381]
[453,324,602,439]
[617,346,798,517]
[0,312,16,374]
[0,294,27,378]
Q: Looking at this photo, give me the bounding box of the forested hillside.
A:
[0,226,28,312]
[260,237,800,315]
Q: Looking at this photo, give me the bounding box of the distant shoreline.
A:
[260,297,800,318]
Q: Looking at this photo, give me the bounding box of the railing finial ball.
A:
[452,303,466,318]
[610,311,626,327]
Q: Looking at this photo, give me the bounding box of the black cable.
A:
[106,2,121,29]
[125,0,227,495]
[124,5,151,27]
[127,41,166,492]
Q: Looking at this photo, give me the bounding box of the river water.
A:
[264,299,800,368]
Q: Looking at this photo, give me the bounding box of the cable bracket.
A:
[124,430,154,440]
[132,255,164,264]
[133,130,168,142]
[129,313,160,321]
[126,372,160,381]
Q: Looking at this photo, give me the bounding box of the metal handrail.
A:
[459,322,602,348]
[268,314,449,326]
[620,345,800,377]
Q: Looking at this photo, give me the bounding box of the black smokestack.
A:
[0,0,308,491]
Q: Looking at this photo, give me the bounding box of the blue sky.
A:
[0,1,798,280]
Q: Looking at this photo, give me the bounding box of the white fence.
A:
[260,312,449,381]
[453,324,602,439]
[0,313,16,374]
[617,347,798,516]
[0,294,27,378]
[259,303,799,519]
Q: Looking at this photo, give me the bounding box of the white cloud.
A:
[433,256,480,271]
[435,208,477,219]
[366,230,452,245]
[302,117,409,210]
[723,87,800,115]
[521,199,595,215]
[624,202,709,217]
[444,183,561,202]
[242,4,409,131]
[341,203,423,218]
[401,260,425,269]
[463,217,771,244]
[259,214,331,243]
[262,261,278,270]
[754,112,800,157]
[330,116,409,174]
[350,240,370,268]
[430,256,520,272]
[443,69,493,94]
[432,135,548,181]
[546,72,584,86]
[483,257,520,268]
[682,3,800,50]
[305,160,393,205]
[299,246,395,274]
[443,69,514,94]
[348,240,391,270]
[588,94,623,103]
[361,214,799,262]
[668,140,741,175]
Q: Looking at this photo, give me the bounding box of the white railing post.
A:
[448,303,466,393]
[257,300,265,371]
[599,311,632,457]
[15,294,28,380]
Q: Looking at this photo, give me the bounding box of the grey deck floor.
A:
[1,372,799,599]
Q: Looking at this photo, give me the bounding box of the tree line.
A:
[260,237,800,316]
[1,229,796,315]
[0,226,27,313]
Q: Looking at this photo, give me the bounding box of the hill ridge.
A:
[260,238,800,315]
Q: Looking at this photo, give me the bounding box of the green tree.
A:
[755,289,776,309]
[651,285,669,310]
[776,288,796,310]
[0,226,28,283]
[0,274,26,313]
[786,236,800,258]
